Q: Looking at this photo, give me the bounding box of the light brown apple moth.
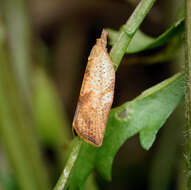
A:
[72,29,115,147]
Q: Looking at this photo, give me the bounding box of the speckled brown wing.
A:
[72,30,115,147]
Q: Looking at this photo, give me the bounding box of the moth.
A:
[72,29,115,147]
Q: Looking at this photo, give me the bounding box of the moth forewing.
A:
[72,30,115,147]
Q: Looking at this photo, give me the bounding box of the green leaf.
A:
[33,69,71,147]
[108,18,184,54]
[138,74,185,150]
[68,73,185,189]
[125,36,183,65]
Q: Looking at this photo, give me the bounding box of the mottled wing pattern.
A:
[72,30,115,147]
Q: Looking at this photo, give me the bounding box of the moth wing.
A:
[73,30,115,147]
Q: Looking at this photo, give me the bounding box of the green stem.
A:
[53,138,82,190]
[185,0,191,188]
[110,0,156,71]
[53,0,156,189]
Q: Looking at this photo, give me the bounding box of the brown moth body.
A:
[72,30,115,147]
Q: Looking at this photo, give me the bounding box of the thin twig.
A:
[185,0,191,188]
[110,0,156,70]
[53,138,82,190]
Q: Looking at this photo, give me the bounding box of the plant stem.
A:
[53,0,156,189]
[53,138,82,190]
[110,0,156,71]
[185,0,191,188]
